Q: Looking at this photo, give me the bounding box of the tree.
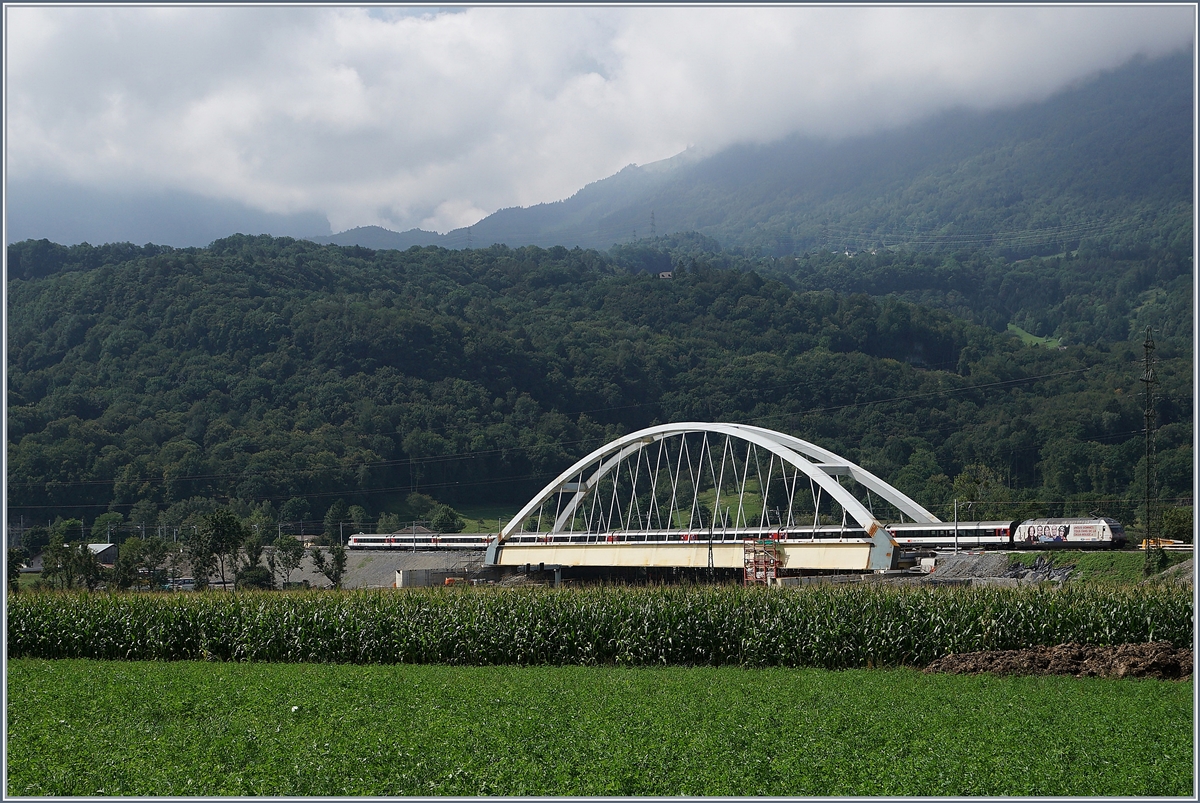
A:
[165,543,189,590]
[138,537,168,589]
[8,547,29,593]
[41,535,104,591]
[92,512,124,543]
[50,517,85,544]
[310,542,347,590]
[430,503,465,534]
[324,499,349,544]
[376,512,401,533]
[246,503,277,544]
[951,464,1013,521]
[72,542,106,591]
[235,528,274,590]
[272,535,306,587]
[405,492,436,519]
[22,525,49,556]
[110,539,145,590]
[1160,506,1193,544]
[348,505,368,533]
[186,526,217,591]
[110,536,167,591]
[279,497,310,525]
[234,563,274,590]
[197,510,246,590]
[128,500,159,534]
[161,497,220,532]
[40,533,72,590]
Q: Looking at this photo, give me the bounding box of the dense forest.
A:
[6,232,1192,549]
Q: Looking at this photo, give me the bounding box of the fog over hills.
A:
[6,181,331,249]
[8,50,1189,255]
[310,51,1191,258]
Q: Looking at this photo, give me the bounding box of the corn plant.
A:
[7,585,1192,668]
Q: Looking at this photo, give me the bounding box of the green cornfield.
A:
[8,584,1192,668]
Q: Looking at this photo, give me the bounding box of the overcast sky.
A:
[5,4,1195,244]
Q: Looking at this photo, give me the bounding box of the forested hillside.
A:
[7,234,1191,543]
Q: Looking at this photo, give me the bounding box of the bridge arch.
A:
[499,422,939,543]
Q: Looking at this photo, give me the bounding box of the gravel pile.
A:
[930,553,1013,579]
[1002,555,1073,583]
[1143,557,1194,586]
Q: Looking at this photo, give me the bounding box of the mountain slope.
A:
[7,235,1192,530]
[308,225,443,250]
[317,50,1191,256]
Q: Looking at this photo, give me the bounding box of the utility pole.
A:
[1141,326,1160,577]
[953,499,959,554]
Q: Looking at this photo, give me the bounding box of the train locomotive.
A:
[887,516,1126,549]
[1012,517,1127,548]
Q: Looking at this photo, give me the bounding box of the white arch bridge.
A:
[485,423,941,574]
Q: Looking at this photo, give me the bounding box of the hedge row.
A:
[7,585,1192,669]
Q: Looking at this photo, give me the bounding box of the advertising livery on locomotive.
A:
[1013,517,1126,547]
[887,517,1126,549]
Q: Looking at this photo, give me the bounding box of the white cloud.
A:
[6,5,1194,234]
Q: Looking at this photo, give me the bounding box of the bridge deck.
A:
[492,539,877,571]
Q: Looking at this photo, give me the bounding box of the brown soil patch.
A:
[924,642,1192,680]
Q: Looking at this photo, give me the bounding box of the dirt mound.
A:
[925,642,1192,680]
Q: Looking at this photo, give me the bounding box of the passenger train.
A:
[887,517,1126,549]
[347,533,493,550]
[348,516,1127,551]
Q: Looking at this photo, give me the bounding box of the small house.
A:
[87,543,117,567]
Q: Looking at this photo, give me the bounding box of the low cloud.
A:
[6,5,1193,237]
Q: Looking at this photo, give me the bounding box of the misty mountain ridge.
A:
[308,148,711,251]
[311,50,1190,258]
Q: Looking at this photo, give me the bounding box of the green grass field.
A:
[1007,322,1063,348]
[1008,549,1191,584]
[6,659,1192,796]
[454,504,519,533]
[14,571,42,592]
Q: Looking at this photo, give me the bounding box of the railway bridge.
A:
[485,422,941,575]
